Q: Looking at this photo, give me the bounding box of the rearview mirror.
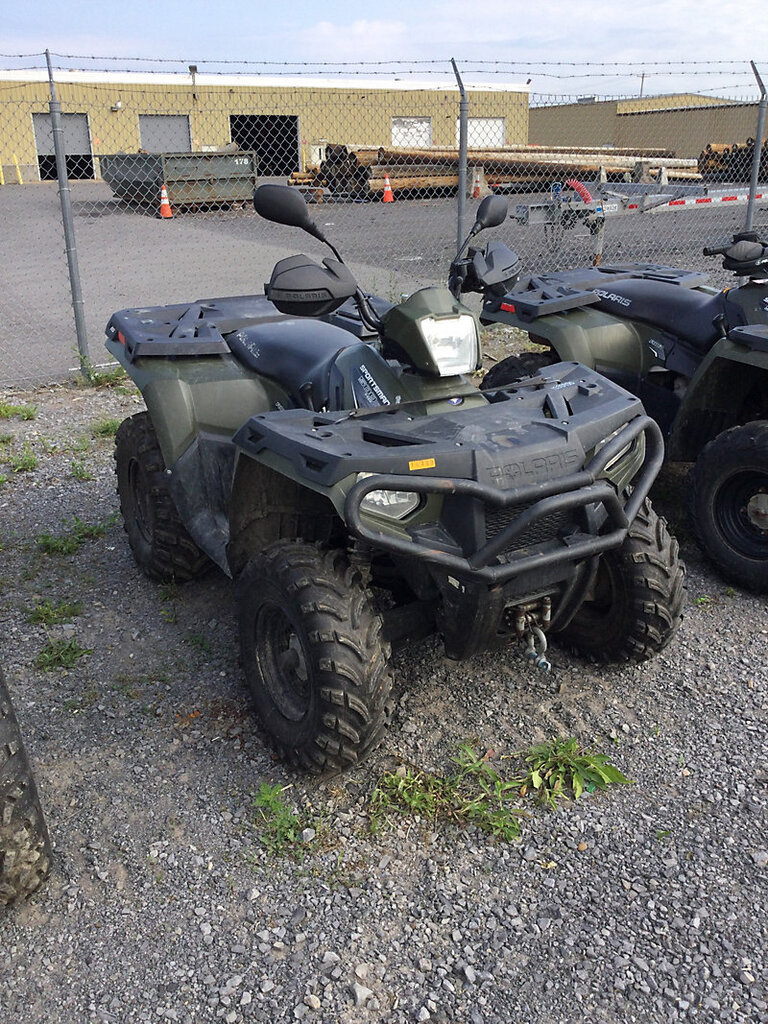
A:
[253,184,315,231]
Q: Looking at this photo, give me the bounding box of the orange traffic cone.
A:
[159,183,173,219]
[472,169,481,199]
[382,173,394,203]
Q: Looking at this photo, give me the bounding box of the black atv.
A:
[105,186,685,773]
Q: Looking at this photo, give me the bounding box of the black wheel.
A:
[482,350,557,390]
[1,668,51,905]
[556,499,685,663]
[238,542,393,773]
[690,422,768,593]
[115,412,211,582]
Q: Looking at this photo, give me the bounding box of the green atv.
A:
[465,227,768,592]
[105,186,685,773]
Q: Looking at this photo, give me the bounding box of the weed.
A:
[86,365,127,389]
[371,743,526,841]
[186,632,212,653]
[694,594,713,608]
[252,783,311,856]
[35,636,93,671]
[519,736,632,809]
[70,459,94,481]
[0,474,7,487]
[36,514,117,555]
[26,598,84,625]
[91,417,121,438]
[7,444,37,473]
[0,401,36,421]
[0,433,14,444]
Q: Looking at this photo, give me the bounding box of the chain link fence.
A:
[0,57,766,387]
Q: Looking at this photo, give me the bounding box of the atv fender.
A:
[668,330,768,461]
[507,307,656,377]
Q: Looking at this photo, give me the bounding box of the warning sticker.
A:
[408,458,436,471]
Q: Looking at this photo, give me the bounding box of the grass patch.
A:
[36,514,117,555]
[371,743,526,840]
[70,459,94,481]
[0,401,36,421]
[252,783,313,857]
[91,417,121,439]
[6,443,37,473]
[35,636,93,671]
[85,365,128,389]
[26,598,84,625]
[370,738,632,840]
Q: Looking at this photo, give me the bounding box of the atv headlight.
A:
[418,314,479,376]
[357,474,420,520]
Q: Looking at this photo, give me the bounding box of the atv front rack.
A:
[343,415,662,583]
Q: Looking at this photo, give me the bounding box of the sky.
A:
[2,0,768,99]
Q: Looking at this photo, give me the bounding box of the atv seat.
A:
[226,319,368,410]
[592,278,732,351]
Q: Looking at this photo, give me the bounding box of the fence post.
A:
[746,60,767,233]
[452,59,468,254]
[45,49,90,378]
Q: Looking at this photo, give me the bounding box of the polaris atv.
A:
[466,229,768,593]
[106,185,684,773]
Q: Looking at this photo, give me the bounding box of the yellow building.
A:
[0,70,529,183]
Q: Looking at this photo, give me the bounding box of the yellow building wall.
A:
[0,77,528,182]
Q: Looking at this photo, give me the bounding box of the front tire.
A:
[238,542,393,773]
[115,412,211,582]
[556,499,685,663]
[690,421,768,593]
[1,669,51,905]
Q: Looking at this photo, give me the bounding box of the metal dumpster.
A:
[99,151,259,206]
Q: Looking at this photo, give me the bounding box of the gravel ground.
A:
[1,374,767,1024]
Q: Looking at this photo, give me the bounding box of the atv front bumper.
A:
[234,362,664,584]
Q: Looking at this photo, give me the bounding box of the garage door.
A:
[458,118,506,148]
[139,115,191,153]
[392,117,432,148]
[32,112,94,180]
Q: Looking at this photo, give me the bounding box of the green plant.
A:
[26,598,84,625]
[252,783,311,856]
[35,636,93,671]
[370,743,526,841]
[36,514,117,554]
[519,736,632,809]
[186,632,212,653]
[70,459,94,481]
[0,401,36,420]
[91,417,121,438]
[85,364,127,388]
[7,444,37,473]
[694,594,712,608]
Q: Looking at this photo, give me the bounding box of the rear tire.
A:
[557,499,685,663]
[115,412,211,582]
[689,421,768,593]
[1,669,51,905]
[238,542,393,773]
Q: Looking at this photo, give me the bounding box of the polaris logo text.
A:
[488,449,581,486]
[594,289,632,307]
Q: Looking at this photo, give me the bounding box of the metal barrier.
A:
[0,54,766,387]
